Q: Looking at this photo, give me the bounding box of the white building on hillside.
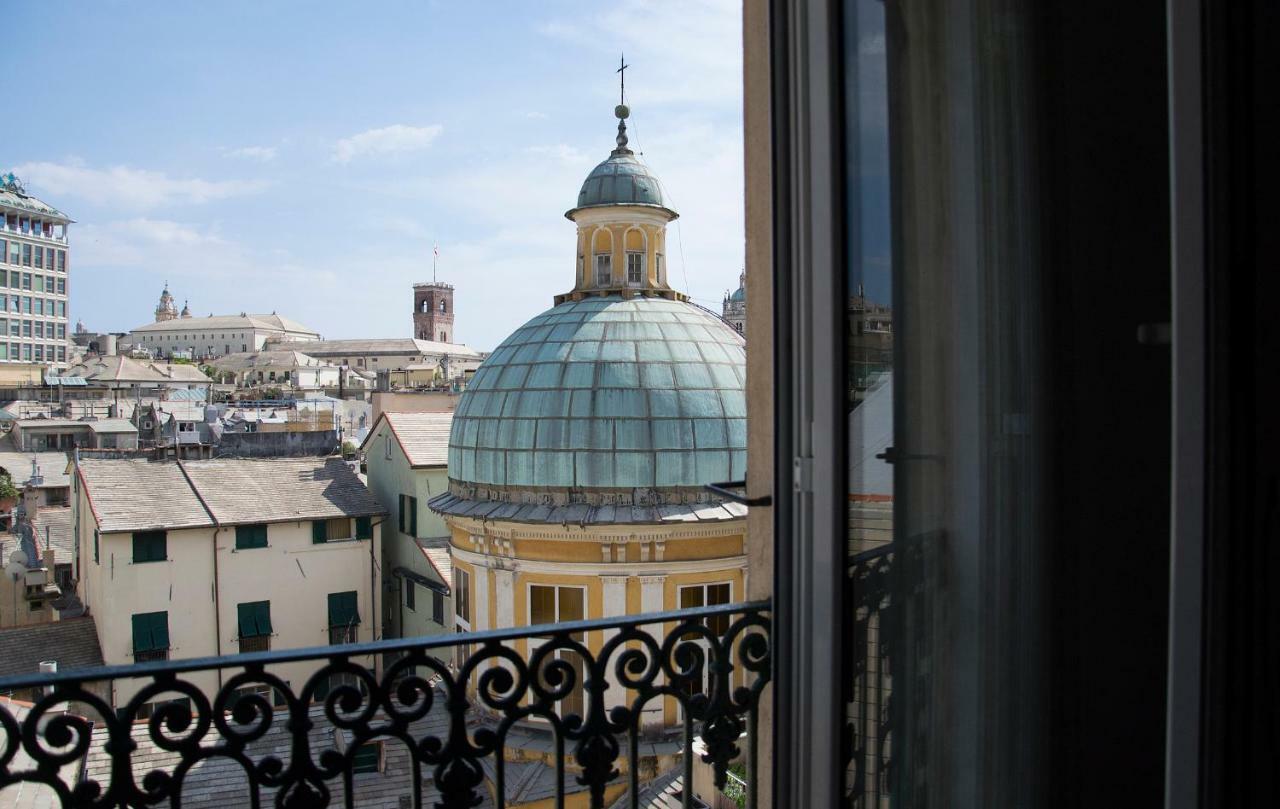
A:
[127,293,320,360]
[73,457,385,711]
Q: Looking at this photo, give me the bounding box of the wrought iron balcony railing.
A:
[0,601,770,809]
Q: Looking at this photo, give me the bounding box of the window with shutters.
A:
[235,524,268,550]
[327,591,360,644]
[432,589,445,625]
[312,518,352,543]
[132,611,170,662]
[237,601,272,652]
[405,579,416,611]
[132,531,167,563]
[398,494,418,537]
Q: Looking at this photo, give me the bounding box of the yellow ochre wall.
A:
[445,517,748,728]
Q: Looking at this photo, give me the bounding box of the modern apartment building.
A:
[0,172,71,368]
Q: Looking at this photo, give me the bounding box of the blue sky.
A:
[4,0,744,351]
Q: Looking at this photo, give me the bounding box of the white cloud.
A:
[223,145,278,162]
[13,161,266,211]
[332,124,444,164]
[525,111,549,119]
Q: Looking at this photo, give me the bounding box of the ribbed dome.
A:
[575,151,666,210]
[447,296,746,491]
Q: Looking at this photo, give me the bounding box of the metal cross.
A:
[617,53,629,105]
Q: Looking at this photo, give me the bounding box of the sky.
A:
[3,0,745,351]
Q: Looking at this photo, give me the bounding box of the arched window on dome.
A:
[656,253,665,286]
[592,228,613,287]
[624,227,646,286]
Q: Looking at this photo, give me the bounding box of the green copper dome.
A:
[575,151,666,210]
[445,296,746,492]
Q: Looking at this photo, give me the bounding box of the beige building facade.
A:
[73,457,384,710]
[361,411,454,652]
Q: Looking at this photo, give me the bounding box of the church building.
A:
[429,98,749,744]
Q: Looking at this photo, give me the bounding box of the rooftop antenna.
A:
[433,243,439,284]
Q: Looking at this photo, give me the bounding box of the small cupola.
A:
[558,60,684,305]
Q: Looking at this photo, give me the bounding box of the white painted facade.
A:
[361,418,453,654]
[74,482,382,710]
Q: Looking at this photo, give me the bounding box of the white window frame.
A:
[595,253,612,286]
[626,251,644,286]
[674,581,734,708]
[526,582,588,719]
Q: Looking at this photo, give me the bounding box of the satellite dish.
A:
[6,550,28,578]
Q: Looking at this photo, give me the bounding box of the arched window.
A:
[439,300,447,313]
[624,228,646,286]
[593,228,613,286]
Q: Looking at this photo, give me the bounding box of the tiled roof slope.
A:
[77,458,385,533]
[31,505,73,562]
[77,458,213,532]
[367,411,453,467]
[0,618,103,677]
[180,457,384,526]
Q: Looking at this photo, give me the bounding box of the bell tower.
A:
[413,282,455,343]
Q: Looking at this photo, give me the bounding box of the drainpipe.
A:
[368,517,385,677]
[176,459,223,689]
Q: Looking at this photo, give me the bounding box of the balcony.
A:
[0,601,769,809]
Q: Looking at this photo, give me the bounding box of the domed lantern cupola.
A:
[558,62,683,305]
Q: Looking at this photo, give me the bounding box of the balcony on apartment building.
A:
[0,602,770,809]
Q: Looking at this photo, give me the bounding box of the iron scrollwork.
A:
[0,601,770,809]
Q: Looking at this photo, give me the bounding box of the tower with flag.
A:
[412,244,455,343]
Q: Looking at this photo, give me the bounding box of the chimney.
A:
[39,661,56,699]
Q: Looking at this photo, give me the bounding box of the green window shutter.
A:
[132,611,169,653]
[236,524,268,549]
[327,591,360,627]
[409,497,417,537]
[312,520,327,544]
[397,495,405,533]
[93,529,99,564]
[238,601,272,637]
[351,742,380,773]
[132,531,166,563]
[355,516,372,540]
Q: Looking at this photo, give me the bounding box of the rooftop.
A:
[75,457,385,533]
[273,337,484,360]
[210,350,331,371]
[0,618,103,678]
[30,506,73,562]
[63,355,212,385]
[128,313,319,336]
[180,457,384,526]
[0,173,70,222]
[362,411,453,467]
